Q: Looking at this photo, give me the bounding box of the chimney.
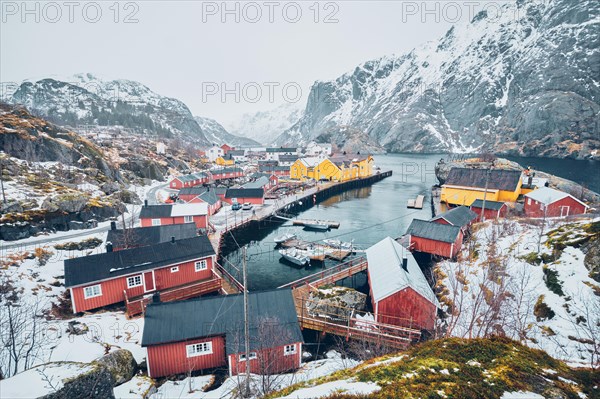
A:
[402,253,408,272]
[110,221,116,230]
[106,242,113,253]
[144,199,148,207]
[171,236,175,244]
[152,292,161,304]
[528,176,533,187]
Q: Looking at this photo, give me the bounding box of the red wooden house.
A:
[430,206,478,234]
[220,144,233,153]
[242,175,277,191]
[106,222,198,251]
[188,189,222,216]
[211,167,244,181]
[169,172,210,190]
[366,237,438,331]
[178,186,210,203]
[259,164,290,177]
[470,199,508,220]
[140,203,208,229]
[141,289,303,378]
[524,187,588,218]
[64,236,219,314]
[406,219,463,259]
[224,188,264,205]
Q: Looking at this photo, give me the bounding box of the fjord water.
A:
[222,154,599,291]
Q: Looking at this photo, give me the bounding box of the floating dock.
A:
[280,238,352,261]
[292,219,340,228]
[407,194,425,209]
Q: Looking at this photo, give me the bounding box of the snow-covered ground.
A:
[436,216,600,368]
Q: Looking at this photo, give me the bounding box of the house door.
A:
[560,206,570,217]
[143,271,155,292]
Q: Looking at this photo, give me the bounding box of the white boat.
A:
[303,222,330,231]
[274,233,296,244]
[279,248,310,265]
[323,239,354,250]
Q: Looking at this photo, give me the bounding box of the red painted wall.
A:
[228,343,302,376]
[471,205,507,220]
[374,288,436,331]
[140,215,207,229]
[524,196,587,218]
[72,257,214,313]
[222,197,264,205]
[188,197,222,216]
[147,335,226,378]
[410,231,463,258]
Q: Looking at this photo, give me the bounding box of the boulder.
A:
[1,201,23,213]
[110,189,142,205]
[0,221,31,241]
[93,349,137,386]
[101,182,120,195]
[42,194,89,213]
[306,286,367,320]
[0,362,115,399]
[68,221,85,230]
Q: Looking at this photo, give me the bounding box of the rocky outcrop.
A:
[93,350,137,386]
[306,286,367,320]
[42,194,89,213]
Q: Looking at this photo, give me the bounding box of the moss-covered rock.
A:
[93,349,137,386]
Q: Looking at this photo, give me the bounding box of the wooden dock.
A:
[280,239,352,261]
[292,219,340,228]
[279,257,421,348]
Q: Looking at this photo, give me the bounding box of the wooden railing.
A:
[125,271,222,317]
[214,262,245,292]
[279,256,368,289]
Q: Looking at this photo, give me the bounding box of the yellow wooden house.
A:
[440,168,523,206]
[291,154,373,182]
[215,156,235,166]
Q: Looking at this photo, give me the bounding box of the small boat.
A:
[274,233,296,244]
[279,248,310,266]
[303,222,330,231]
[323,239,354,250]
[407,194,425,209]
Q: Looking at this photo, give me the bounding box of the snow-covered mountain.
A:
[225,102,303,146]
[275,0,599,159]
[5,74,210,145]
[194,116,260,147]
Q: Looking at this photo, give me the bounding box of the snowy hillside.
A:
[275,0,599,158]
[5,73,210,145]
[225,102,304,145]
[194,116,260,147]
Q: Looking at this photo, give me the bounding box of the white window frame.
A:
[284,344,296,356]
[195,260,207,271]
[83,284,102,299]
[152,219,161,226]
[527,198,531,205]
[186,342,213,357]
[127,275,143,288]
[184,215,194,223]
[170,266,179,273]
[239,352,257,362]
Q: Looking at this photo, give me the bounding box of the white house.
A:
[156,142,166,155]
[305,141,333,157]
[206,145,224,162]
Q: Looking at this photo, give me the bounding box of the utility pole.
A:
[0,155,6,205]
[243,245,250,397]
[480,167,491,223]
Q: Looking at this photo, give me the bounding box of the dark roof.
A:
[225,188,264,198]
[259,165,289,172]
[266,147,296,153]
[139,204,173,219]
[406,219,461,243]
[106,223,198,249]
[141,289,304,354]
[197,189,220,205]
[470,199,506,211]
[278,154,299,162]
[444,168,522,191]
[213,167,243,174]
[214,187,227,195]
[178,186,208,196]
[258,160,278,166]
[65,236,215,287]
[431,206,478,227]
[228,150,245,156]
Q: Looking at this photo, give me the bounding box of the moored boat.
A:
[304,222,329,231]
[279,248,310,265]
[274,233,296,244]
[323,239,354,250]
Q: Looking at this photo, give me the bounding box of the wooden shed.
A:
[406,219,463,259]
[470,199,508,220]
[524,187,588,218]
[140,203,208,229]
[142,289,303,378]
[366,237,438,331]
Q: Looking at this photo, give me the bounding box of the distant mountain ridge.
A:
[4,74,211,145]
[274,0,599,159]
[194,116,261,147]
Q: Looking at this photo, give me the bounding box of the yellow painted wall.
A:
[441,186,521,206]
[215,157,234,166]
[353,156,373,177]
[314,159,342,181]
[290,159,308,180]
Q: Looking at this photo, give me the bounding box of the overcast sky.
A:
[0,1,480,122]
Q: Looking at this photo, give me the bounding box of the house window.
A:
[239,352,257,361]
[170,266,179,273]
[186,342,213,357]
[152,219,161,226]
[127,275,143,288]
[184,215,194,223]
[284,344,296,356]
[83,284,102,299]
[195,260,207,271]
[527,198,531,205]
